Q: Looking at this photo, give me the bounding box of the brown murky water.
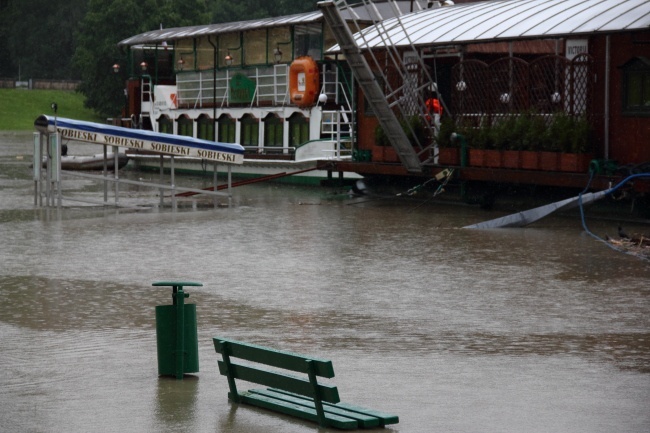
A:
[1,132,649,433]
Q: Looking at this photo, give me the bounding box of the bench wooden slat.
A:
[324,400,400,427]
[249,388,382,428]
[239,390,359,430]
[214,337,335,377]
[217,360,341,403]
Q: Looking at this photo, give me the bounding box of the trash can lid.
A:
[152,281,203,287]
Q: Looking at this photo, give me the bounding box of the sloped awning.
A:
[330,0,650,51]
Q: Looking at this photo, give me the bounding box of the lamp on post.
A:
[273,45,282,63]
[273,40,292,64]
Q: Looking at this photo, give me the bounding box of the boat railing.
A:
[176,65,289,108]
[243,146,296,155]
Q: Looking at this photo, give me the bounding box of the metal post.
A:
[46,133,52,207]
[227,165,232,207]
[171,155,176,209]
[173,285,187,380]
[113,145,119,206]
[54,131,62,208]
[33,132,41,206]
[213,162,218,208]
[103,145,108,203]
[158,155,164,207]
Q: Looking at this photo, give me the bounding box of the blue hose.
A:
[578,173,650,261]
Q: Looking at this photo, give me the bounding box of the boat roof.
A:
[117,1,430,47]
[330,0,650,51]
[34,115,244,165]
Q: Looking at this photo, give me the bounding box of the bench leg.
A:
[217,340,240,403]
[306,360,327,428]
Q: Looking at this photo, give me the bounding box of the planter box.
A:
[438,147,460,166]
[558,153,593,173]
[502,150,520,169]
[372,146,400,163]
[468,149,486,167]
[484,150,502,168]
[520,151,539,170]
[538,151,559,171]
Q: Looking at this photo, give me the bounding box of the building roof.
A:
[336,0,650,51]
[117,1,430,47]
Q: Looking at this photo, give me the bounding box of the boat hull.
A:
[128,154,362,186]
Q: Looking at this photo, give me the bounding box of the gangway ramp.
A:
[319,0,439,174]
[33,115,244,209]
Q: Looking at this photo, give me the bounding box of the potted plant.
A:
[492,115,520,169]
[519,113,547,170]
[558,115,593,172]
[437,117,460,166]
[465,125,492,167]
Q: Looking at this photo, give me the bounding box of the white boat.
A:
[112,3,411,185]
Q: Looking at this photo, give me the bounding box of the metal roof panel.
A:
[338,0,650,51]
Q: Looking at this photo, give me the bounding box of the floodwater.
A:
[1,131,649,433]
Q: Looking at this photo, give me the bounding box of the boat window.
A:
[177,116,194,137]
[218,115,235,143]
[219,33,241,68]
[158,116,173,134]
[176,39,195,71]
[264,114,284,147]
[294,23,322,60]
[240,114,259,146]
[288,112,309,146]
[196,36,215,70]
[197,115,215,141]
[244,29,267,66]
[269,27,292,64]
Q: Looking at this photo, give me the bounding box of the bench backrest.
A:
[213,336,340,404]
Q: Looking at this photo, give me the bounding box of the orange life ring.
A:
[289,56,319,108]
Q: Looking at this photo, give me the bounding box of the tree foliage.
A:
[74,0,210,117]
[0,0,320,117]
[0,0,87,79]
[210,0,319,23]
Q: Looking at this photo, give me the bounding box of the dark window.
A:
[218,115,235,143]
[622,57,650,116]
[158,116,173,134]
[177,116,193,137]
[264,114,284,147]
[241,114,259,146]
[288,113,309,146]
[197,116,214,141]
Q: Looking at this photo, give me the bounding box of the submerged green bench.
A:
[213,337,398,430]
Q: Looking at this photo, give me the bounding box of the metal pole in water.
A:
[159,155,164,207]
[113,145,119,206]
[171,155,176,209]
[103,145,108,203]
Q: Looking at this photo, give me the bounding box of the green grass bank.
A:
[0,88,104,131]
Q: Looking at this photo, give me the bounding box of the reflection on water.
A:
[1,132,649,433]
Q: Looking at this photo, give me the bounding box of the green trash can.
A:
[153,281,202,379]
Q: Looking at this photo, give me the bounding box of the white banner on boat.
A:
[56,126,243,164]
